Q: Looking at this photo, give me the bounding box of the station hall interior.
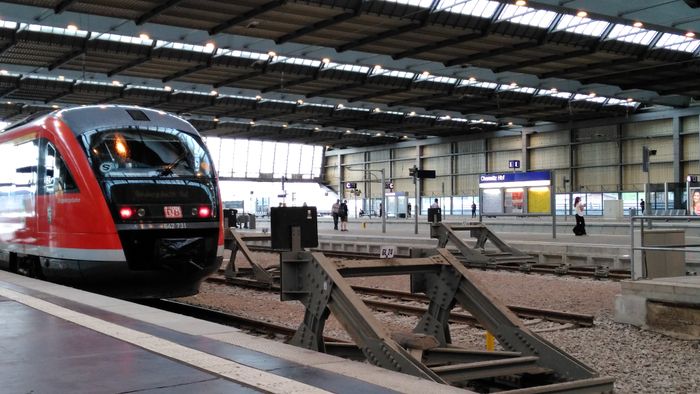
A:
[1,0,700,393]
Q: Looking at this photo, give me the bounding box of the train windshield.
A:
[82,128,214,178]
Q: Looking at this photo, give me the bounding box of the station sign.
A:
[345,182,357,189]
[479,171,551,188]
[508,160,521,169]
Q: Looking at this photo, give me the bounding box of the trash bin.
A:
[629,208,637,216]
[398,213,406,218]
[223,209,238,228]
[427,208,441,223]
[248,213,256,230]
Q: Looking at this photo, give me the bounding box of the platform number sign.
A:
[380,245,396,259]
[508,160,520,169]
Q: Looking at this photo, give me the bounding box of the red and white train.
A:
[0,105,223,298]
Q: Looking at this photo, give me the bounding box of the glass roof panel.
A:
[608,25,656,45]
[654,32,700,53]
[384,0,433,7]
[324,62,370,74]
[556,15,610,37]
[436,0,500,18]
[25,23,89,38]
[498,5,558,28]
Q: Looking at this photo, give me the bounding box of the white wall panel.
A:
[576,166,619,191]
[489,151,520,172]
[423,156,451,175]
[576,142,618,166]
[393,179,414,194]
[392,159,415,180]
[552,169,570,193]
[456,139,485,153]
[684,162,700,179]
[370,149,390,161]
[576,125,616,142]
[529,130,568,147]
[621,139,673,164]
[344,153,364,165]
[683,134,698,160]
[530,146,568,169]
[489,136,520,150]
[394,147,416,159]
[623,119,672,138]
[456,153,485,173]
[422,143,451,156]
[422,177,450,195]
[455,174,480,195]
[622,163,673,187]
[682,115,699,133]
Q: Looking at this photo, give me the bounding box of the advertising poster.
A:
[690,187,700,215]
[482,189,503,214]
[528,187,551,213]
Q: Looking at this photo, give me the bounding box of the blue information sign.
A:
[508,160,521,169]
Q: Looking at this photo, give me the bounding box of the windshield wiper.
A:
[159,151,189,176]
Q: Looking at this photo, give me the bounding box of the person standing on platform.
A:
[471,202,477,218]
[573,196,586,236]
[431,198,439,209]
[339,199,349,231]
[407,202,411,218]
[331,199,340,230]
[640,199,645,215]
[379,202,383,218]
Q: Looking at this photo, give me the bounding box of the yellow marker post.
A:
[485,331,495,351]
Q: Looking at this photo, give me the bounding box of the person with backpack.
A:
[331,199,340,230]
[339,199,349,231]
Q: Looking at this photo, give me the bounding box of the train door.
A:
[38,140,80,244]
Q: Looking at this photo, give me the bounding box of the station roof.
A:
[0,0,699,148]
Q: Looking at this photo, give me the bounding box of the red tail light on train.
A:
[197,206,211,218]
[119,207,134,219]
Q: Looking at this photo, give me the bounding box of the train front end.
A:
[68,107,223,298]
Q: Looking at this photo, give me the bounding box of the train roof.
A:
[3,106,200,137]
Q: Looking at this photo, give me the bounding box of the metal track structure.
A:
[223,229,276,285]
[431,222,536,268]
[280,247,614,392]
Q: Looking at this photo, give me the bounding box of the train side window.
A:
[42,142,78,194]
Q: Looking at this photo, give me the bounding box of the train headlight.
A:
[197,206,211,218]
[119,207,134,219]
[137,208,146,217]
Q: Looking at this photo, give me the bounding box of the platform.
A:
[0,271,466,394]
[614,275,700,339]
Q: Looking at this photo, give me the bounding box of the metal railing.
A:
[629,214,700,280]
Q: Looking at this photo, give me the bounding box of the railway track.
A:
[206,275,594,328]
[241,244,631,280]
[139,298,346,342]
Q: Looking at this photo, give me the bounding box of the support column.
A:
[673,117,683,209]
[521,131,529,171]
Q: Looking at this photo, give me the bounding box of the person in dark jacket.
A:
[339,200,349,231]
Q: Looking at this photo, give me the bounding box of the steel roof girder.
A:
[208,0,289,36]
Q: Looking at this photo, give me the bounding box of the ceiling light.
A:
[0,70,7,75]
[296,99,304,105]
[57,75,65,81]
[478,118,484,122]
[509,82,518,87]
[249,121,255,125]
[213,117,220,122]
[508,121,514,126]
[314,127,320,131]
[210,90,218,96]
[421,71,430,77]
[51,105,59,109]
[626,98,634,102]
[373,107,381,113]
[66,24,78,31]
[376,132,382,136]
[204,42,216,50]
[164,86,172,91]
[255,95,262,100]
[686,31,696,38]
[336,103,344,109]
[442,115,451,120]
[282,123,288,128]
[373,65,382,71]
[633,21,643,28]
[468,76,476,82]
[111,80,121,86]
[402,135,408,139]
[576,10,588,18]
[588,92,596,97]
[550,87,558,93]
[346,129,351,133]
[139,33,150,40]
[322,57,330,64]
[515,0,526,6]
[408,111,416,116]
[267,50,277,58]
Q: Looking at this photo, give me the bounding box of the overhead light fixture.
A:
[322,57,330,64]
[314,127,320,131]
[468,76,476,82]
[686,31,696,38]
[402,135,408,139]
[421,71,430,77]
[375,132,383,136]
[210,90,218,96]
[267,50,277,58]
[51,105,59,109]
[588,92,596,97]
[515,0,526,6]
[139,33,150,40]
[282,123,288,128]
[66,24,78,31]
[408,111,416,116]
[112,80,121,86]
[576,10,588,18]
[373,65,382,71]
[57,75,65,81]
[249,121,255,125]
[550,87,558,93]
[373,107,381,113]
[336,103,344,109]
[0,69,8,75]
[346,129,351,133]
[255,95,262,100]
[164,85,172,91]
[509,82,518,87]
[626,97,634,102]
[508,121,514,126]
[204,42,216,51]
[213,117,220,122]
[633,21,643,28]
[296,99,304,105]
